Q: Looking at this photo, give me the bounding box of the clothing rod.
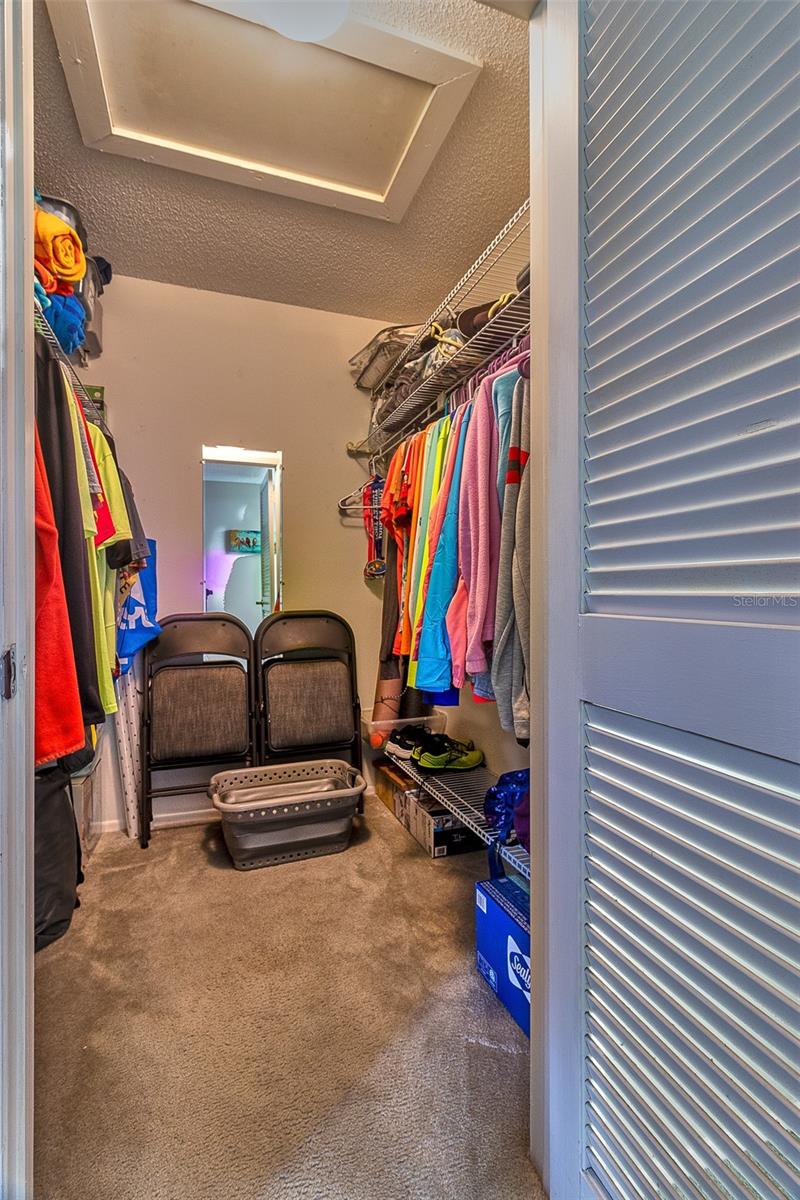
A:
[34,298,105,424]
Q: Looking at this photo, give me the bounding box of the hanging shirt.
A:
[60,367,115,545]
[398,430,428,656]
[34,427,85,765]
[492,372,529,734]
[35,335,104,726]
[404,423,439,658]
[379,444,406,668]
[87,422,132,676]
[450,353,528,683]
[62,379,117,715]
[407,415,450,687]
[492,367,521,512]
[416,403,473,693]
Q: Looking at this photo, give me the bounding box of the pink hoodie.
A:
[446,354,528,685]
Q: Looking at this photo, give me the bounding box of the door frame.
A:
[200,445,284,617]
[0,0,35,1195]
[528,0,586,1194]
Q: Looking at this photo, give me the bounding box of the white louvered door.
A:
[530,2,800,1198]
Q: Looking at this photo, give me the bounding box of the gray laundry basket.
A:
[209,759,365,871]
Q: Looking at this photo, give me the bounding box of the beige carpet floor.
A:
[34,796,543,1200]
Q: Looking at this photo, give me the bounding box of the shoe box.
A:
[403,791,482,859]
[375,762,417,812]
[475,876,531,1036]
[376,760,482,858]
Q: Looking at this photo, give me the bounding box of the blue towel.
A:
[47,291,85,354]
[33,278,51,309]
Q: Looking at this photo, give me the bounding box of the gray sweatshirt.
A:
[491,372,530,739]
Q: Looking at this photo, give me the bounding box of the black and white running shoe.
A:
[385,724,429,759]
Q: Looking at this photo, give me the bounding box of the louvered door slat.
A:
[586,421,800,501]
[586,388,800,468]
[586,239,799,378]
[589,135,799,310]
[585,4,794,209]
[584,0,645,74]
[586,357,798,443]
[587,455,798,518]
[583,0,682,119]
[585,2,745,155]
[587,150,799,326]
[583,705,800,1200]
[588,916,798,1187]
[587,490,800,548]
[580,5,800,1193]
[587,214,799,367]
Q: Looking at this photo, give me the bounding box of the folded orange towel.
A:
[34,259,58,294]
[34,207,86,282]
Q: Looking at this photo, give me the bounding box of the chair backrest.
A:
[254,611,360,767]
[255,611,356,660]
[145,613,254,766]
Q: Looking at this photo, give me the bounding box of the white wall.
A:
[85,275,390,829]
[85,275,388,702]
[86,275,527,830]
[446,688,529,776]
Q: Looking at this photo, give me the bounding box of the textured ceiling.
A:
[34,0,529,320]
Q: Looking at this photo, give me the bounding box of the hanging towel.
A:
[34,259,58,295]
[34,207,86,283]
[33,279,51,310]
[47,292,86,355]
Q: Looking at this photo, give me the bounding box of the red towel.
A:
[35,428,85,765]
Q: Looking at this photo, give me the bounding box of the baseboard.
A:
[97,816,127,834]
[151,807,221,830]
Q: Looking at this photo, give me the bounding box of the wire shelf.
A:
[348,198,530,459]
[385,749,531,881]
[34,299,104,423]
[352,288,530,457]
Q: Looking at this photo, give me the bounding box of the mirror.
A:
[202,449,282,631]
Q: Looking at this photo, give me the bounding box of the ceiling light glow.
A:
[254,1,350,42]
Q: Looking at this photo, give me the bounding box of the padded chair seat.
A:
[150,663,249,762]
[265,659,355,750]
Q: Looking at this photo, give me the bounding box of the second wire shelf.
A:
[385,749,531,881]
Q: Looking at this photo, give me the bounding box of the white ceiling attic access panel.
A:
[45,0,482,221]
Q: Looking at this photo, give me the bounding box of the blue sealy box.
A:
[475,877,531,1037]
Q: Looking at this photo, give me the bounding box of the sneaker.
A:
[413,735,484,772]
[385,724,429,760]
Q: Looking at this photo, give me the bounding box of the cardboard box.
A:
[375,762,417,813]
[407,792,482,858]
[393,786,416,830]
[475,877,531,1036]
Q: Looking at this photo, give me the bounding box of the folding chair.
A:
[254,611,362,782]
[139,613,255,848]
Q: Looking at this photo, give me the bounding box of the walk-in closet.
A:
[2,2,798,1199]
[26,2,539,1198]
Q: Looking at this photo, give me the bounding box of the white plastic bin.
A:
[361,709,447,750]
